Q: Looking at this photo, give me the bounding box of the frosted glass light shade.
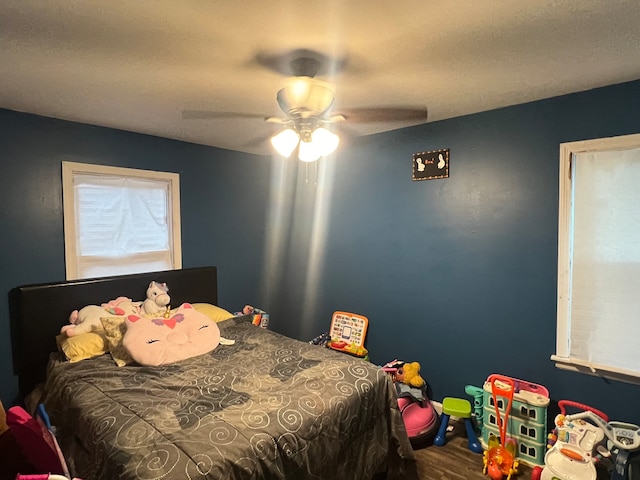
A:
[271,126,340,161]
[311,127,340,156]
[271,129,299,157]
[276,78,335,116]
[298,139,322,162]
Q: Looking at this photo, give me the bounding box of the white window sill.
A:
[551,355,640,386]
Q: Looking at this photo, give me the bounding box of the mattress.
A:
[41,315,414,479]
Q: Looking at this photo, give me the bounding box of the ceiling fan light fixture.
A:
[298,138,322,163]
[311,127,340,156]
[270,128,299,157]
[277,78,335,117]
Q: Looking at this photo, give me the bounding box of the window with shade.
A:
[553,133,640,384]
[62,161,182,280]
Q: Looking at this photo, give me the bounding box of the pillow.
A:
[123,303,221,366]
[100,316,135,367]
[56,332,108,363]
[192,303,234,323]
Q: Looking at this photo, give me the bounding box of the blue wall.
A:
[1,79,639,425]
[267,80,640,425]
[0,114,272,404]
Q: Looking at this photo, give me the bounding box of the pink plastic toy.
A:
[383,360,439,443]
[399,395,439,440]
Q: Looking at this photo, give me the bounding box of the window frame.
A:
[553,133,640,384]
[62,161,182,280]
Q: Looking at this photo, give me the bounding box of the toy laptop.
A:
[327,311,369,358]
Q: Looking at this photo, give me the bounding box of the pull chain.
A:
[304,161,319,185]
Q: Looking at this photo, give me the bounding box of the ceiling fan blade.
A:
[333,106,428,124]
[265,116,289,125]
[243,132,273,149]
[182,110,268,120]
[322,114,346,123]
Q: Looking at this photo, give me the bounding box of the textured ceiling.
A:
[1,1,639,155]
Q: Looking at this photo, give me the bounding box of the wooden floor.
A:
[410,421,532,480]
[408,421,614,480]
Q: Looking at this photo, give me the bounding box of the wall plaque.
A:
[412,148,449,181]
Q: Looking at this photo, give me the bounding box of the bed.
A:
[9,266,415,480]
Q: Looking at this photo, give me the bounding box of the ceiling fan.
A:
[182,50,428,161]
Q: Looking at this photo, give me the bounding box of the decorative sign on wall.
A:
[412,148,449,181]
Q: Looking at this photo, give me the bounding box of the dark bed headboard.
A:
[9,266,218,401]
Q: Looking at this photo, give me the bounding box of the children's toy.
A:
[123,303,221,366]
[327,311,368,358]
[465,384,485,435]
[530,400,605,480]
[482,374,519,480]
[61,304,109,337]
[383,359,439,444]
[235,305,269,328]
[142,281,170,314]
[609,431,640,480]
[101,296,135,313]
[61,297,139,337]
[484,432,519,480]
[471,374,550,468]
[233,305,258,317]
[7,403,70,477]
[531,400,640,480]
[610,437,640,480]
[434,397,483,453]
[394,361,426,388]
[399,394,438,443]
[309,332,331,346]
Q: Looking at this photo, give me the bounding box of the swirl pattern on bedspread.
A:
[42,315,414,480]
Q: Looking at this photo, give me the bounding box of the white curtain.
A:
[569,147,640,375]
[74,174,173,278]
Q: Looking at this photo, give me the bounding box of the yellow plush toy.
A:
[395,362,425,389]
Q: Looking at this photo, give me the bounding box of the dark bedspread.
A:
[42,316,414,480]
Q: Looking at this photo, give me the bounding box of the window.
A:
[519,426,536,438]
[553,133,640,384]
[518,405,537,420]
[62,162,181,280]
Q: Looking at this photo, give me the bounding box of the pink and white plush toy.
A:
[123,303,221,366]
[142,281,171,315]
[61,297,138,337]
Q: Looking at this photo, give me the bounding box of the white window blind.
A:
[554,134,640,384]
[62,162,181,280]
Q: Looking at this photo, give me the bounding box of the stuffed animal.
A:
[101,296,136,313]
[61,297,138,337]
[123,303,221,366]
[394,361,426,389]
[142,281,170,315]
[233,305,255,316]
